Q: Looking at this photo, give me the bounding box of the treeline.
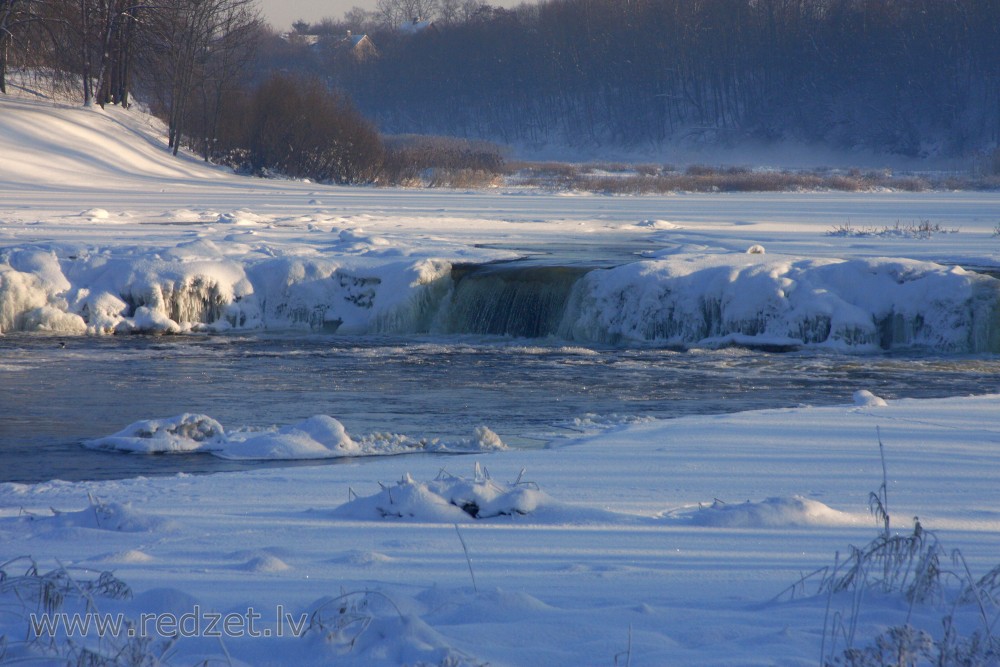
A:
[323,0,1000,158]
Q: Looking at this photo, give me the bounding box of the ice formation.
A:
[3,241,999,352]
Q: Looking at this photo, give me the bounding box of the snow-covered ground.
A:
[4,395,1000,665]
[3,95,1000,665]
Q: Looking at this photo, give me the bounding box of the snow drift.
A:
[664,496,863,528]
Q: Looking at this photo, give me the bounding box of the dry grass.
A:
[381,135,507,187]
[504,160,1000,194]
[828,219,959,238]
[320,132,1000,193]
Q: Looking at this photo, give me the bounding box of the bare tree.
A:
[191,9,261,160]
[343,5,377,33]
[144,0,260,155]
[87,0,148,107]
[437,0,483,25]
[0,0,30,93]
[375,0,439,29]
[238,73,385,183]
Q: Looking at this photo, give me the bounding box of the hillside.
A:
[0,96,229,191]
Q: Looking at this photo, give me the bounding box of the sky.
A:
[258,0,532,30]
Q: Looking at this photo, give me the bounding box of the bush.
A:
[221,74,385,185]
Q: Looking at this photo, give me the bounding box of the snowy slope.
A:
[0,97,229,189]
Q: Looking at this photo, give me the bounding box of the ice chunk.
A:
[83,414,226,453]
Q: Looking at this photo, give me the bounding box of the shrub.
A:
[221,74,385,184]
[685,164,719,176]
[772,433,1000,666]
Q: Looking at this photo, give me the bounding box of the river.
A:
[3,332,998,483]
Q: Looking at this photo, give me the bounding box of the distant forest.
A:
[3,0,998,173]
[285,0,1000,158]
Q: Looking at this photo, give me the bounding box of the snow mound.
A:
[854,389,889,407]
[331,550,397,566]
[83,414,226,453]
[30,501,176,533]
[334,465,550,522]
[420,587,557,625]
[565,413,657,434]
[90,549,156,564]
[637,219,680,229]
[80,208,111,220]
[666,496,862,528]
[220,420,506,460]
[240,554,292,573]
[303,592,485,666]
[220,415,358,460]
[217,209,268,226]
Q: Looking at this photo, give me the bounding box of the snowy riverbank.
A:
[3,394,1000,665]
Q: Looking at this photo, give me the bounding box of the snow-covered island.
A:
[3,95,1000,665]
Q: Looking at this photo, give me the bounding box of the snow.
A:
[333,466,551,522]
[3,93,1000,665]
[84,414,507,460]
[5,395,1000,665]
[563,255,1000,351]
[853,389,889,407]
[665,496,864,528]
[3,225,997,350]
[2,98,1000,348]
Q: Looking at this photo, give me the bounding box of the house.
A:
[399,17,438,35]
[332,31,378,62]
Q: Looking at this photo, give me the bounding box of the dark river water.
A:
[2,332,999,483]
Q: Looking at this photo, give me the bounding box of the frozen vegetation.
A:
[2,94,1000,665]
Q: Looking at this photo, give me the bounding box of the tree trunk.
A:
[0,33,8,94]
[81,0,92,105]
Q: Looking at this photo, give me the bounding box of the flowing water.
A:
[2,332,999,483]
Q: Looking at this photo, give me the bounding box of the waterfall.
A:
[435,263,590,338]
